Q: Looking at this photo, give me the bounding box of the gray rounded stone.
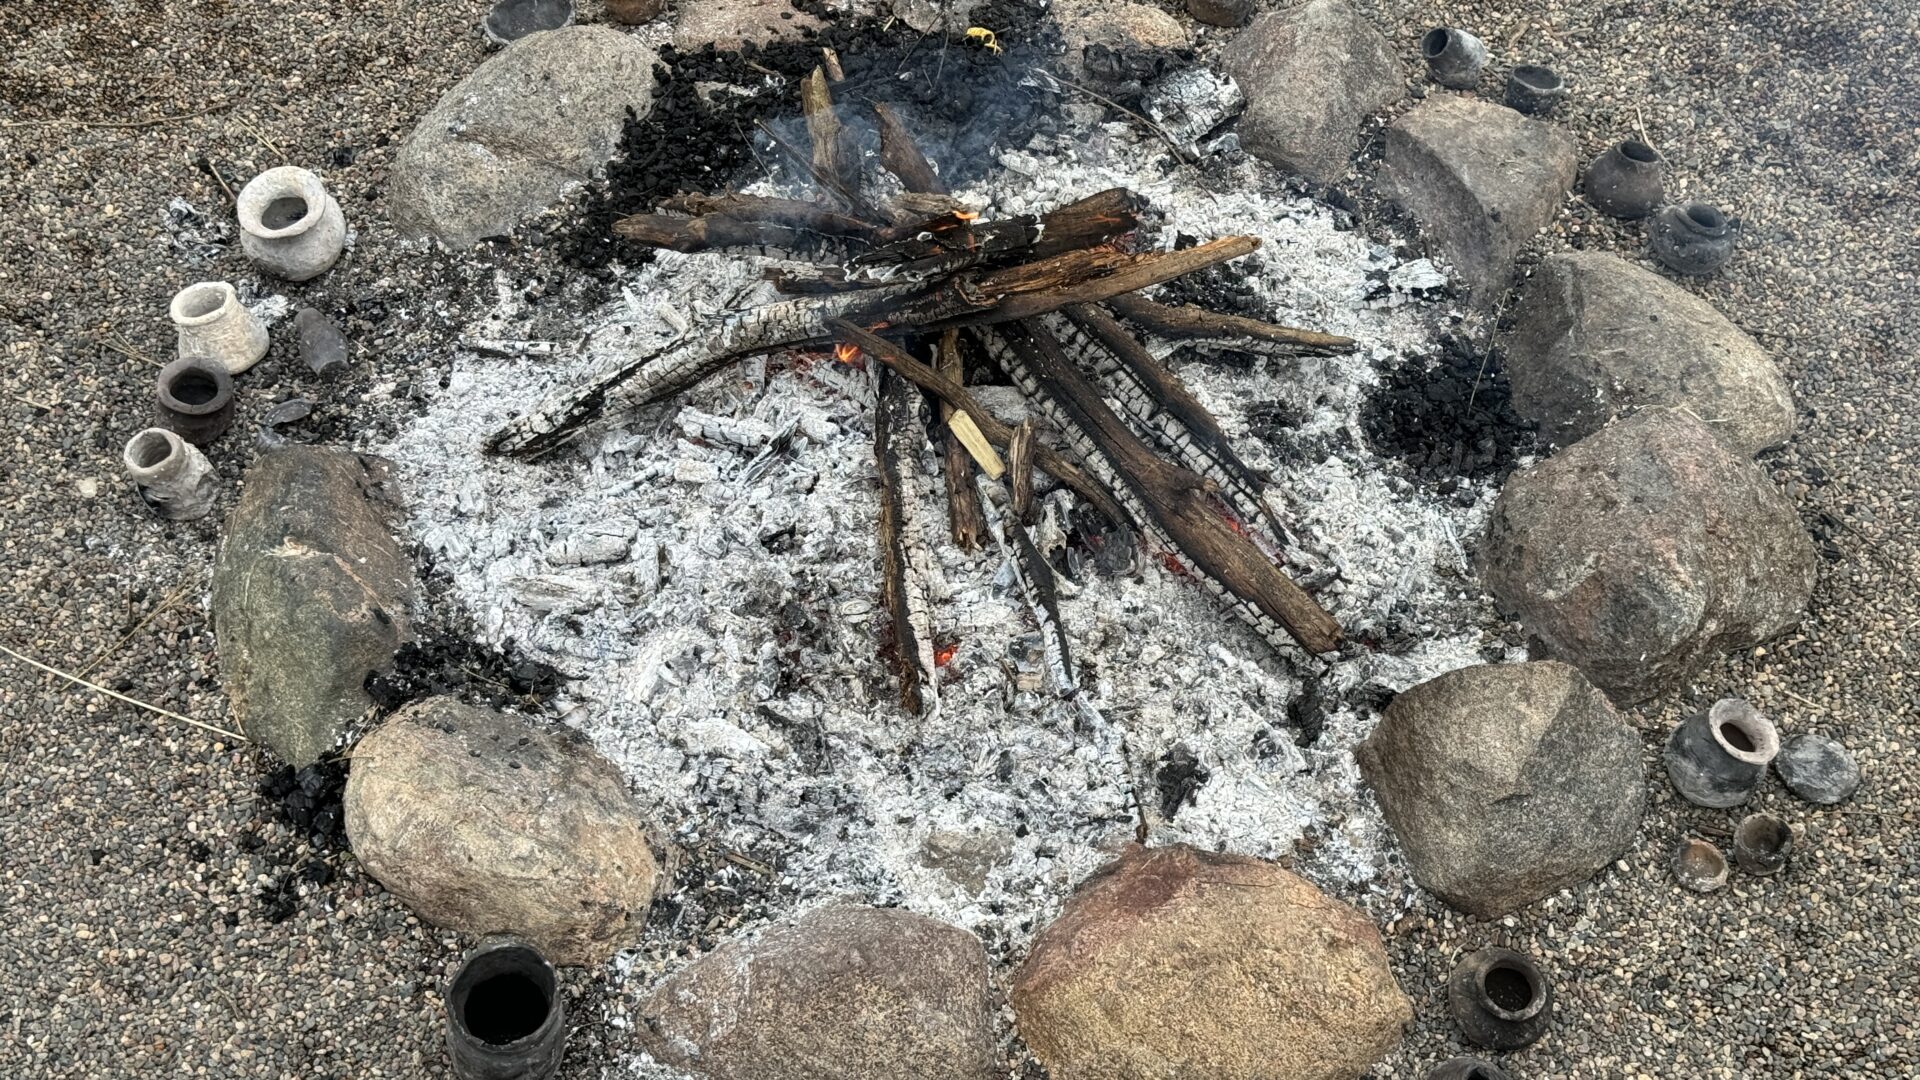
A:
[1221,0,1403,185]
[1775,734,1861,804]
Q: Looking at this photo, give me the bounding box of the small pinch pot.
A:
[1583,139,1664,219]
[1447,947,1553,1051]
[1664,698,1779,808]
[1505,64,1567,116]
[154,357,235,446]
[1648,201,1737,275]
[1733,813,1793,876]
[1427,1056,1515,1080]
[1421,27,1489,90]
[1672,837,1730,893]
[171,281,269,375]
[122,427,218,522]
[237,166,347,281]
[446,937,567,1080]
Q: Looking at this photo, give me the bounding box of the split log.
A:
[801,67,859,205]
[875,102,947,195]
[1105,292,1356,352]
[991,320,1341,654]
[655,194,881,237]
[936,330,987,549]
[844,187,1145,284]
[612,214,867,262]
[1008,420,1037,522]
[875,369,940,715]
[824,319,1130,529]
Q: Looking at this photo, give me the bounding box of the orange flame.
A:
[954,210,980,221]
[935,642,959,667]
[834,342,861,365]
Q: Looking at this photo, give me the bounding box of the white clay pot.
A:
[237,166,346,281]
[171,281,269,375]
[123,428,218,521]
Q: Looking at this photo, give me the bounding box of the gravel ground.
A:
[1,1,1913,1078]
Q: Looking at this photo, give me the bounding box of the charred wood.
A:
[875,369,941,716]
[875,102,947,195]
[1106,292,1356,352]
[936,329,987,549]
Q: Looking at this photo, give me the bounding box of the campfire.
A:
[485,68,1359,718]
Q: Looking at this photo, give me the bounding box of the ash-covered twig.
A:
[1106,292,1356,353]
[875,369,941,716]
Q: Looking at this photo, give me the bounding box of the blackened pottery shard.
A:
[1447,947,1553,1051]
[1672,837,1729,893]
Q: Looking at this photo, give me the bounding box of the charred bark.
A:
[1105,292,1356,352]
[875,369,940,716]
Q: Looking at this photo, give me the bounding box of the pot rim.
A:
[1474,950,1549,1023]
[156,358,233,418]
[237,166,329,240]
[1617,139,1661,163]
[1734,813,1791,855]
[1707,699,1779,764]
[446,938,562,1052]
[124,427,187,477]
[170,281,240,327]
[1511,64,1565,92]
[1421,27,1456,57]
[1680,201,1729,231]
[1673,837,1730,890]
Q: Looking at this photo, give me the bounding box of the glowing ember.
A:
[834,342,861,365]
[935,642,959,667]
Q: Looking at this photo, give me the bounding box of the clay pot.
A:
[237,166,346,281]
[171,281,269,375]
[1664,698,1779,808]
[1447,947,1553,1051]
[446,937,567,1080]
[1421,28,1489,90]
[1505,64,1567,116]
[484,0,574,44]
[1427,1056,1514,1080]
[123,428,218,521]
[1648,201,1737,275]
[1672,837,1729,893]
[1583,140,1664,219]
[1733,813,1792,876]
[154,357,235,446]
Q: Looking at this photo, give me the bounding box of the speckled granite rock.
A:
[1221,0,1403,184]
[675,0,822,50]
[638,905,995,1080]
[1012,844,1410,1080]
[390,27,655,247]
[344,697,659,965]
[1480,408,1817,703]
[1379,94,1578,300]
[1357,661,1646,916]
[1505,252,1795,455]
[210,446,415,765]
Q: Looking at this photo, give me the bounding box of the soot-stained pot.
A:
[483,0,574,44]
[170,281,269,375]
[1583,139,1664,219]
[1664,698,1779,808]
[1447,947,1553,1051]
[1505,64,1567,116]
[1733,813,1793,876]
[446,937,567,1080]
[154,357,235,446]
[122,428,218,522]
[1422,28,1489,89]
[1672,837,1730,893]
[237,166,347,281]
[1427,1057,1515,1080]
[1648,201,1737,275]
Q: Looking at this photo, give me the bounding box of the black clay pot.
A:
[1664,698,1778,808]
[1583,139,1665,219]
[1648,201,1737,275]
[1448,947,1553,1051]
[446,938,566,1080]
[155,357,235,446]
[1733,813,1793,876]
[1427,1057,1515,1080]
[1505,64,1567,116]
[1422,27,1489,90]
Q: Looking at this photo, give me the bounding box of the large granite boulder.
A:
[1356,661,1646,917]
[344,697,660,965]
[639,905,996,1080]
[1380,94,1578,300]
[1054,0,1190,81]
[211,446,415,765]
[675,0,823,50]
[1504,252,1796,455]
[1012,844,1410,1080]
[390,27,655,247]
[1480,408,1817,703]
[1221,0,1403,184]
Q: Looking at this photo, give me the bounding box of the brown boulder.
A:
[1012,844,1410,1080]
[344,697,659,965]
[639,905,996,1080]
